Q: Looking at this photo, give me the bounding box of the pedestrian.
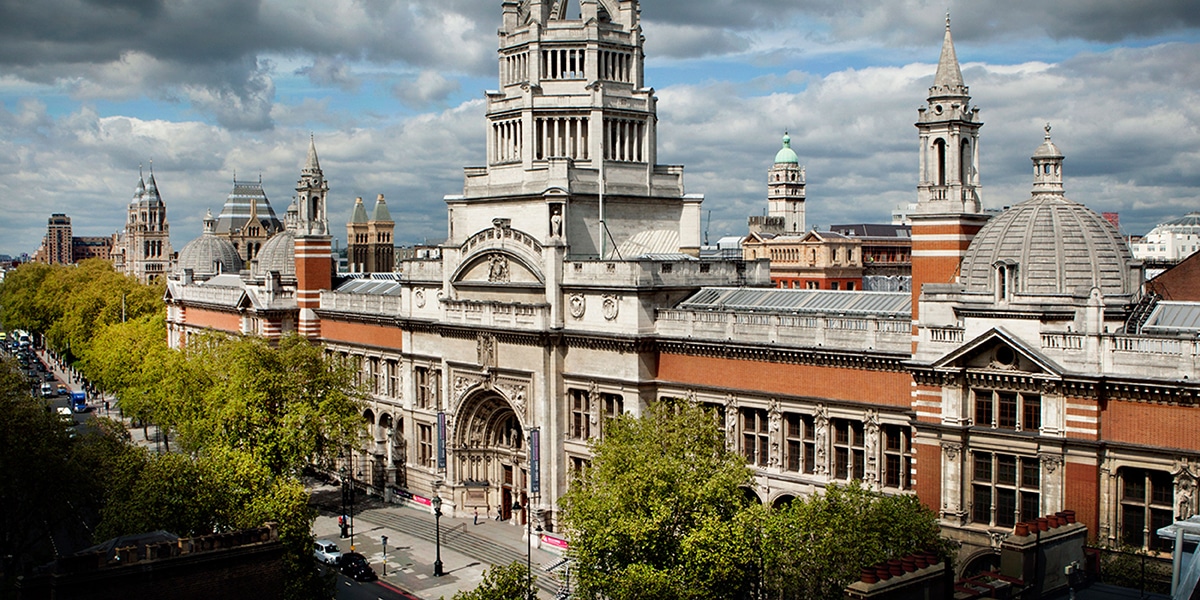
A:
[474,508,479,526]
[104,399,109,414]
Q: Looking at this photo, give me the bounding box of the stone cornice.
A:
[657,339,909,372]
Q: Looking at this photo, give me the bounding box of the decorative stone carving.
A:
[1040,454,1063,474]
[487,253,510,282]
[414,288,426,308]
[941,442,962,462]
[453,375,481,408]
[550,205,563,238]
[501,383,527,416]
[1174,458,1197,519]
[768,400,781,432]
[477,333,496,368]
[685,389,697,405]
[814,404,829,476]
[569,293,586,319]
[864,409,880,485]
[588,383,600,428]
[725,398,738,451]
[602,294,619,320]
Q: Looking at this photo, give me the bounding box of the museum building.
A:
[164,1,1200,574]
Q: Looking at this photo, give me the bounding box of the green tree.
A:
[560,400,759,599]
[761,481,950,599]
[0,261,55,333]
[451,562,536,600]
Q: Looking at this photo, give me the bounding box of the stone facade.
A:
[163,2,1200,576]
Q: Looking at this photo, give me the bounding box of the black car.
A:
[336,552,377,582]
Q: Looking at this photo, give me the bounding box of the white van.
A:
[41,382,53,398]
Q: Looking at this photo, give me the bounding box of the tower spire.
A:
[304,133,321,174]
[932,13,966,97]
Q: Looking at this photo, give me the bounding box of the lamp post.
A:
[352,466,362,551]
[338,452,349,540]
[381,535,388,576]
[513,498,532,599]
[432,495,444,577]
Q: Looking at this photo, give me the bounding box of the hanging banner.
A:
[437,411,446,471]
[530,427,541,495]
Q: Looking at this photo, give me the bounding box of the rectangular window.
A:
[832,419,864,481]
[974,389,993,427]
[387,360,400,399]
[785,413,803,473]
[418,424,434,468]
[1120,468,1176,551]
[882,425,911,490]
[975,389,1042,432]
[415,367,430,409]
[998,392,1018,429]
[971,451,1039,528]
[569,389,590,440]
[370,357,381,395]
[741,408,769,467]
[602,393,623,421]
[1023,394,1041,431]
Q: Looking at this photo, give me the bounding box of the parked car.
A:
[336,552,377,582]
[313,539,342,565]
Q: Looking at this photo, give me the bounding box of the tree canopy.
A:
[451,562,536,600]
[560,399,949,599]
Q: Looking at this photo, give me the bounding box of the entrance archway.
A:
[454,391,527,523]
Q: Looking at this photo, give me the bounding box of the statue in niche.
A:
[488,254,510,282]
[550,205,563,238]
[477,334,495,368]
[814,404,829,475]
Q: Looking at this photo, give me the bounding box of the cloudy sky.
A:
[2,0,1198,257]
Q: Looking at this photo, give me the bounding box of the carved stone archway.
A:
[454,390,528,523]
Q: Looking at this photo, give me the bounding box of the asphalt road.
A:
[327,565,420,600]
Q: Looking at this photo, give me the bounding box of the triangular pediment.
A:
[931,327,1064,377]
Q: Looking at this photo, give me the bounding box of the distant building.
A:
[829,223,912,292]
[111,168,174,283]
[346,193,395,274]
[1131,212,1200,269]
[743,229,864,290]
[212,177,285,265]
[73,236,114,262]
[34,213,73,265]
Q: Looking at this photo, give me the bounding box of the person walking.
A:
[473,508,479,526]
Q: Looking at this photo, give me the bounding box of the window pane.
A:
[1150,509,1175,551]
[1150,472,1173,506]
[996,488,1017,527]
[1123,471,1146,502]
[804,442,815,474]
[997,455,1017,486]
[853,449,864,479]
[1020,492,1040,522]
[1021,458,1040,489]
[972,485,992,524]
[787,440,801,472]
[1023,394,1041,430]
[998,392,1018,429]
[1121,504,1145,547]
[974,390,993,426]
[836,448,849,480]
[886,454,901,488]
[974,453,992,483]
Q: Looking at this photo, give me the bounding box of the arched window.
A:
[961,139,972,185]
[933,138,947,186]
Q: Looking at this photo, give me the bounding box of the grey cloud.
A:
[392,71,462,108]
[297,57,361,92]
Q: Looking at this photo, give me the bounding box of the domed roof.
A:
[960,195,1138,297]
[1151,212,1200,234]
[176,234,242,278]
[252,229,295,279]
[774,133,799,165]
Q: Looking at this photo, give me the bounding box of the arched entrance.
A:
[454,391,528,523]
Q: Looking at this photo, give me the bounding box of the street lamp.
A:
[432,496,444,576]
[513,498,532,599]
[381,534,388,576]
[338,452,349,540]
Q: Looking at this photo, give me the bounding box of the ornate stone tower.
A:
[767,132,806,234]
[367,194,395,272]
[347,196,369,273]
[449,0,700,260]
[909,15,990,326]
[294,136,332,338]
[346,194,395,273]
[118,167,173,282]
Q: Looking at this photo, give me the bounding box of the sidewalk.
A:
[310,482,568,600]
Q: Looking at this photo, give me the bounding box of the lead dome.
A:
[959,129,1140,298]
[175,210,243,277]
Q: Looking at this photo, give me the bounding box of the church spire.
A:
[932,13,966,95]
[304,133,321,175]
